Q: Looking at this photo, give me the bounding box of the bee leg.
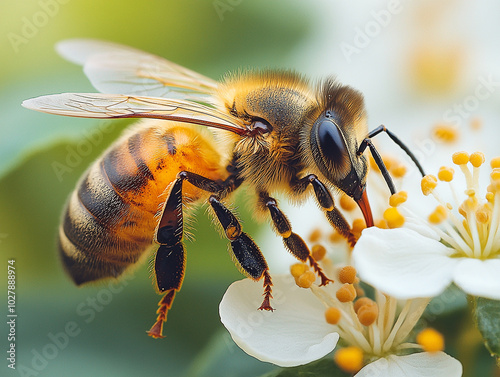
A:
[148,178,186,339]
[293,175,357,247]
[262,193,333,286]
[209,195,274,311]
[358,126,426,194]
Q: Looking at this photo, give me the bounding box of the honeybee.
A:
[23,39,424,339]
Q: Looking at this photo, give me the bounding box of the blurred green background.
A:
[1,0,499,376]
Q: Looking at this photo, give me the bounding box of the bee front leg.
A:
[260,193,333,286]
[209,196,274,311]
[292,174,357,247]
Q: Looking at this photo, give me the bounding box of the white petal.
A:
[219,275,339,367]
[353,228,458,299]
[453,258,500,299]
[356,352,462,377]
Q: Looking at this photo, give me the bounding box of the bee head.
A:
[307,79,373,226]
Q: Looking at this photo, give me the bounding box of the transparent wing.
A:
[22,93,247,136]
[56,39,219,101]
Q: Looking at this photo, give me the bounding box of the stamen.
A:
[432,123,459,143]
[336,284,357,302]
[383,207,405,228]
[421,175,438,196]
[437,166,454,182]
[391,164,407,179]
[428,205,448,224]
[296,271,316,289]
[353,297,376,313]
[290,263,308,279]
[389,191,408,207]
[325,307,341,325]
[308,228,322,243]
[357,304,379,326]
[340,194,357,211]
[334,347,364,373]
[339,266,357,284]
[311,244,327,261]
[351,218,367,238]
[416,328,444,352]
[452,151,474,190]
[491,157,500,169]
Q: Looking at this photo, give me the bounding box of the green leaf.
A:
[260,359,349,377]
[474,297,500,358]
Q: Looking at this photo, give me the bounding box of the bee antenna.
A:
[357,125,426,195]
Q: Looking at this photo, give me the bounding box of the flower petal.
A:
[453,258,500,299]
[219,275,339,367]
[356,352,462,377]
[353,227,458,299]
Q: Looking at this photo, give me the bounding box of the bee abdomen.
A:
[59,159,155,285]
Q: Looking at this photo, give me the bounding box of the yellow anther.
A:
[416,328,445,353]
[334,347,364,374]
[351,218,366,235]
[290,263,308,279]
[486,192,495,203]
[353,297,376,314]
[329,231,344,243]
[421,175,438,196]
[391,164,407,178]
[432,123,459,143]
[296,271,316,289]
[357,304,379,326]
[308,228,322,243]
[339,194,357,211]
[375,219,388,229]
[452,151,469,165]
[336,283,357,303]
[490,157,500,169]
[324,307,341,325]
[470,152,485,168]
[428,205,448,224]
[311,244,327,261]
[338,266,357,284]
[475,206,490,224]
[383,207,405,228]
[389,191,408,207]
[437,166,454,182]
[470,117,482,130]
[490,168,500,182]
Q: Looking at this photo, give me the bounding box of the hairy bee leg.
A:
[148,178,186,339]
[293,175,357,247]
[262,194,332,286]
[209,195,274,311]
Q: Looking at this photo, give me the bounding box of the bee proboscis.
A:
[23,39,424,338]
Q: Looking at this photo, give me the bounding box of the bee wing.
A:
[56,39,218,101]
[22,93,247,136]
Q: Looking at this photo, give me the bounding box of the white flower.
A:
[220,259,462,375]
[354,152,500,300]
[219,275,339,367]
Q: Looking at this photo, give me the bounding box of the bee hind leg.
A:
[261,193,333,286]
[148,178,186,338]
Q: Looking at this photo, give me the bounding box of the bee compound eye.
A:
[315,119,347,165]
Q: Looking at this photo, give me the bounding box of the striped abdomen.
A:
[59,121,225,285]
